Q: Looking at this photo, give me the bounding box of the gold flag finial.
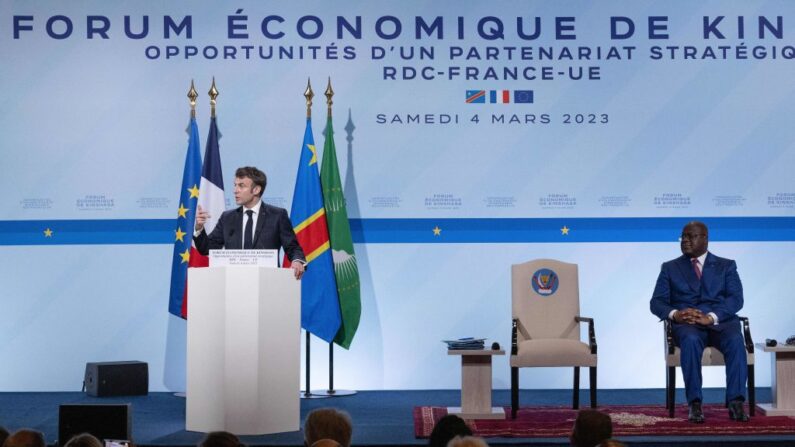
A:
[325,77,334,117]
[187,80,198,118]
[304,78,314,118]
[208,77,219,118]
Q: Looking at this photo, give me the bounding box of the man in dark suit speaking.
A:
[193,166,306,279]
[650,221,748,423]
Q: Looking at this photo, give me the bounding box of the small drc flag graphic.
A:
[465,90,486,103]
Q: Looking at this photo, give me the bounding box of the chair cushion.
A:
[665,346,755,366]
[510,338,597,367]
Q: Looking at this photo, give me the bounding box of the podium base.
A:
[300,391,331,399]
[310,389,357,397]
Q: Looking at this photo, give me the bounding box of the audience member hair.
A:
[64,433,103,447]
[0,426,10,447]
[570,409,613,447]
[428,415,473,447]
[446,436,489,447]
[303,408,353,447]
[309,440,341,447]
[198,431,243,447]
[3,429,46,447]
[598,440,626,447]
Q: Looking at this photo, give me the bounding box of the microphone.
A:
[765,338,777,347]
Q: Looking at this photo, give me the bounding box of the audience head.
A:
[63,433,102,447]
[0,426,10,447]
[4,429,45,447]
[570,409,613,447]
[0,426,10,445]
[303,408,352,447]
[308,440,341,447]
[446,436,489,447]
[428,415,473,447]
[198,431,243,447]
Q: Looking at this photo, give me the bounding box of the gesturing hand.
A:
[195,205,210,232]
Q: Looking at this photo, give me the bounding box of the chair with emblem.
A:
[510,259,597,419]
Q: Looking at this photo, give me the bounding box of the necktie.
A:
[692,258,702,280]
[244,209,254,249]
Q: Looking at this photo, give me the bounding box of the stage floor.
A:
[0,388,792,447]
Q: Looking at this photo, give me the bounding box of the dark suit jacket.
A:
[193,202,306,263]
[650,252,743,324]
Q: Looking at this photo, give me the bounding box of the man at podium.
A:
[193,166,306,279]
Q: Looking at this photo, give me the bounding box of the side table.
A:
[755,343,795,416]
[447,349,505,419]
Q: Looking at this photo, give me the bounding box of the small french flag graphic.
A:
[489,90,510,103]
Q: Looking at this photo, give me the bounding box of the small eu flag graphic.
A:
[514,90,534,103]
[466,89,533,104]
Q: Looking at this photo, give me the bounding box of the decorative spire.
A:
[187,80,198,118]
[304,78,314,118]
[208,77,219,118]
[325,77,334,117]
[345,108,355,146]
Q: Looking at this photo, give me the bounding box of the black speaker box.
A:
[84,361,148,397]
[58,403,131,445]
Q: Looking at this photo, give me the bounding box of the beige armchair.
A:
[664,316,756,417]
[510,259,597,419]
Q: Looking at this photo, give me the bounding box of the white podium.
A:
[186,266,301,435]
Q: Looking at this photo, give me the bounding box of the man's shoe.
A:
[688,400,705,423]
[728,400,750,422]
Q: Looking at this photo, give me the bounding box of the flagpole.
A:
[173,80,199,399]
[311,78,356,397]
[300,79,330,400]
[209,77,218,118]
[188,80,198,118]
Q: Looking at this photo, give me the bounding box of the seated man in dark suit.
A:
[193,166,306,279]
[650,221,749,423]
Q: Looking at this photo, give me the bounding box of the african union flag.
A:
[321,114,361,349]
[286,117,341,343]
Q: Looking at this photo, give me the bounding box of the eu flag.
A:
[168,116,202,318]
[286,118,342,342]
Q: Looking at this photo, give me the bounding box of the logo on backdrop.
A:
[531,268,559,296]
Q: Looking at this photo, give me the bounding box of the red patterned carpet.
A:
[414,405,795,438]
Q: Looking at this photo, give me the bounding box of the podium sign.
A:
[186,266,300,435]
[209,249,278,267]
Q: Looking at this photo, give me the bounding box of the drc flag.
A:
[286,118,342,343]
[168,116,202,319]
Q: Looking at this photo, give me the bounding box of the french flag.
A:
[189,115,225,268]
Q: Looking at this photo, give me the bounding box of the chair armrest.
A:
[664,319,676,355]
[739,316,754,353]
[511,319,518,355]
[575,316,597,354]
